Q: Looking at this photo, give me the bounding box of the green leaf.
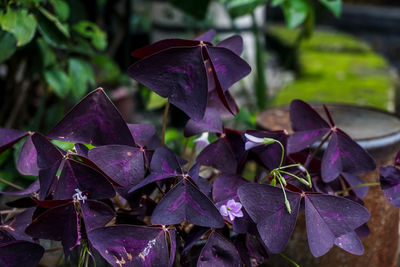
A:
[227,0,267,18]
[44,68,71,98]
[36,8,69,47]
[37,7,69,37]
[50,0,70,21]
[146,91,168,110]
[92,54,121,82]
[37,38,56,67]
[0,7,37,46]
[51,140,75,151]
[271,0,285,7]
[73,21,107,51]
[0,29,17,62]
[282,0,308,28]
[170,0,211,20]
[68,58,95,100]
[0,170,14,191]
[319,0,342,17]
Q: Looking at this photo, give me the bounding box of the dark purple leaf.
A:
[74,143,89,157]
[2,207,35,241]
[53,159,115,200]
[151,179,224,228]
[80,200,114,231]
[127,123,158,147]
[88,145,146,196]
[128,147,182,193]
[207,46,251,92]
[207,90,239,118]
[213,173,248,204]
[129,47,207,120]
[17,135,38,176]
[1,179,39,196]
[196,138,237,174]
[182,226,209,256]
[31,133,63,169]
[0,129,27,154]
[234,234,268,267]
[0,240,44,267]
[195,29,216,42]
[380,165,400,207]
[216,35,243,55]
[238,184,301,254]
[167,228,176,267]
[26,201,80,257]
[334,230,364,255]
[321,131,376,182]
[88,225,169,267]
[197,231,242,267]
[184,108,223,137]
[287,100,331,154]
[38,161,62,200]
[131,39,201,58]
[47,88,135,146]
[304,193,370,257]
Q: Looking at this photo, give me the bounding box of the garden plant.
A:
[0,29,398,267]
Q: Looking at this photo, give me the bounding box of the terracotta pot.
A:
[257,104,400,267]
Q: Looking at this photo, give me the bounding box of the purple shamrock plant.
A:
[0,30,388,267]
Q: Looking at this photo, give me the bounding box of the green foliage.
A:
[225,0,267,18]
[0,0,121,102]
[68,58,95,100]
[0,7,37,46]
[44,68,71,98]
[319,0,342,17]
[170,0,211,20]
[73,21,107,51]
[0,29,16,62]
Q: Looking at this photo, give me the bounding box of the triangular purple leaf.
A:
[17,135,38,176]
[206,46,251,92]
[47,88,135,146]
[88,145,146,196]
[127,123,157,147]
[380,165,400,207]
[216,35,243,55]
[151,179,224,228]
[238,184,301,254]
[334,230,364,255]
[287,100,331,154]
[184,108,223,137]
[341,172,368,199]
[304,193,370,257]
[80,200,114,231]
[195,29,216,42]
[88,225,169,267]
[0,240,44,267]
[0,129,28,154]
[128,47,208,120]
[53,159,115,200]
[197,231,242,267]
[26,201,80,257]
[321,131,376,182]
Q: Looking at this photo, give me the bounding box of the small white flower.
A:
[194,132,210,152]
[72,188,87,203]
[244,133,275,150]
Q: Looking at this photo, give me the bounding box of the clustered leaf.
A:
[0,29,383,266]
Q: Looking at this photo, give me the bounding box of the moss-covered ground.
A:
[268,25,394,110]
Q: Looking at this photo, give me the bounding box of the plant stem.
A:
[280,253,300,267]
[181,137,189,157]
[0,177,24,190]
[335,182,381,195]
[186,145,196,172]
[307,131,332,166]
[161,101,170,146]
[0,208,24,215]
